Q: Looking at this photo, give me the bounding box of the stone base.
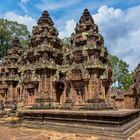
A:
[19,109,140,139]
[61,99,73,109]
[81,98,113,110]
[30,97,60,109]
[81,102,113,110]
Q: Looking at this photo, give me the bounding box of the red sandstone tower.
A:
[60,9,112,109]
[21,11,63,108]
[0,38,22,109]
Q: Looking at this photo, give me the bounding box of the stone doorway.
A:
[55,82,64,103]
[75,87,84,104]
[72,81,85,105]
[27,89,35,105]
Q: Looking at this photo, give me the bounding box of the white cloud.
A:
[92,5,140,70]
[20,0,30,13]
[36,0,80,11]
[59,19,76,38]
[3,11,36,32]
[20,0,30,4]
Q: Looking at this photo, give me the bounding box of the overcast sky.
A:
[0,0,140,70]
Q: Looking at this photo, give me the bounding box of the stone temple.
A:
[0,9,140,139]
[0,9,112,109]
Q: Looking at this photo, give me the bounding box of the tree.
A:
[61,37,71,53]
[0,19,30,59]
[108,54,133,91]
[122,73,133,91]
[61,37,71,47]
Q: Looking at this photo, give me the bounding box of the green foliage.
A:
[61,37,71,46]
[0,18,30,59]
[61,37,71,52]
[109,54,133,91]
[122,73,134,91]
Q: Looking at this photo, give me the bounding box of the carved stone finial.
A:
[42,10,49,17]
[11,37,21,48]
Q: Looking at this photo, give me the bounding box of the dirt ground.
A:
[0,126,98,140]
[0,126,139,140]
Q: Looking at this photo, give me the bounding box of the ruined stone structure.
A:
[108,88,125,109]
[108,63,140,109]
[0,9,112,110]
[124,64,140,109]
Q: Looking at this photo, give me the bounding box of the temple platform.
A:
[18,109,140,139]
